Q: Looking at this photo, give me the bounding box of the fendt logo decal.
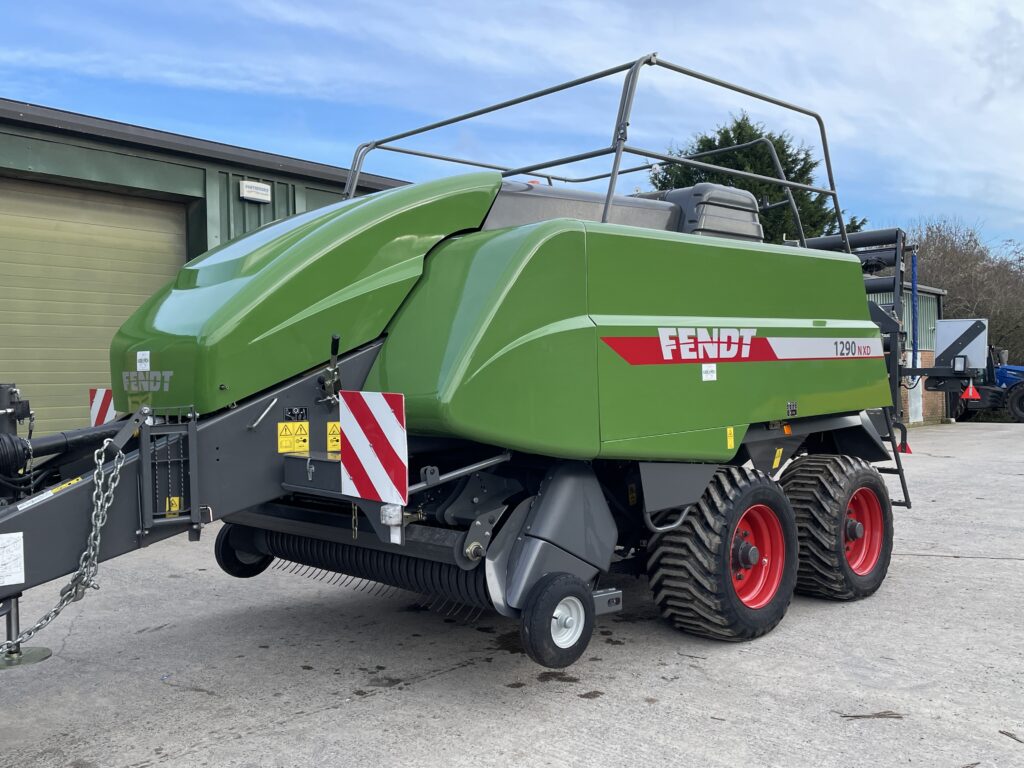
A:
[659,327,757,361]
[601,327,882,366]
[122,370,174,393]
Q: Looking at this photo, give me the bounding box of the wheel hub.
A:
[733,540,761,569]
[550,596,585,649]
[730,504,786,609]
[844,487,884,575]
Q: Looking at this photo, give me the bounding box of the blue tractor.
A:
[992,351,1024,422]
[951,346,1024,423]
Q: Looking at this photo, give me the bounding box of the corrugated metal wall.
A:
[217,172,297,243]
[0,176,185,433]
[868,290,940,350]
[213,174,349,245]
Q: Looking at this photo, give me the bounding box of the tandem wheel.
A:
[519,573,595,669]
[215,523,274,578]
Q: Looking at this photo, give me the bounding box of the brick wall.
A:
[900,350,946,424]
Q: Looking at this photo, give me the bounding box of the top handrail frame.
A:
[342,53,850,252]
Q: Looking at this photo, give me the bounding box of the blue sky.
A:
[3,0,1023,242]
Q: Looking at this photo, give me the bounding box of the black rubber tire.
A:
[954,398,978,421]
[780,455,893,600]
[519,573,595,668]
[215,523,273,578]
[1008,386,1024,423]
[646,467,798,641]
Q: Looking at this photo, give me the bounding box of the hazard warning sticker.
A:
[0,532,25,588]
[327,421,341,452]
[277,421,310,453]
[726,426,735,450]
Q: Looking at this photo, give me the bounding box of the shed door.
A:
[0,176,186,434]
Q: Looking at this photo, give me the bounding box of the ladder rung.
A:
[891,500,911,508]
[877,467,902,474]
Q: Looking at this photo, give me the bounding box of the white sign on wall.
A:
[239,180,272,204]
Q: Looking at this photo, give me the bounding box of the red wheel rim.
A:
[731,504,786,609]
[845,487,883,575]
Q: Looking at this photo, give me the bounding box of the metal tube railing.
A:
[342,53,851,251]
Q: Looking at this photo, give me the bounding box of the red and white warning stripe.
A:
[89,388,117,426]
[338,390,408,506]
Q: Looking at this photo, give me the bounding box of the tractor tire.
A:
[215,523,273,578]
[647,467,798,641]
[1008,386,1024,423]
[780,455,893,600]
[519,573,595,668]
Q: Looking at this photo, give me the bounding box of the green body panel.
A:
[585,224,892,459]
[109,169,890,462]
[365,221,600,458]
[369,212,890,462]
[110,173,502,414]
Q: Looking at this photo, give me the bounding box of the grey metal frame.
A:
[342,53,848,251]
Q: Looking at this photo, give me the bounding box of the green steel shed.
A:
[0,99,402,434]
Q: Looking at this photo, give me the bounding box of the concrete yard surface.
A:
[1,423,1022,767]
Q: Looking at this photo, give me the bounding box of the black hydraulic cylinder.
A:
[864,276,900,293]
[804,228,903,252]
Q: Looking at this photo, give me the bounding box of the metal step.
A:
[880,407,911,509]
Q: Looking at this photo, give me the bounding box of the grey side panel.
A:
[504,537,599,610]
[0,342,382,601]
[526,462,617,571]
[795,410,891,463]
[834,412,891,463]
[638,462,717,513]
[485,496,533,618]
[483,182,679,231]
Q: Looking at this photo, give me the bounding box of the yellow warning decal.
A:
[165,496,182,517]
[327,421,341,452]
[726,426,735,450]
[277,421,310,453]
[772,447,784,470]
[51,476,83,494]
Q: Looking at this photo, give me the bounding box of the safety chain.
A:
[1,439,126,656]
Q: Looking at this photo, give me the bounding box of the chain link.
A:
[1,439,125,656]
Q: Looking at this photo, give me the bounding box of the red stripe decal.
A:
[383,392,406,429]
[602,336,778,365]
[99,389,114,423]
[343,391,407,500]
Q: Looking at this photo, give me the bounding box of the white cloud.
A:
[4,0,1023,233]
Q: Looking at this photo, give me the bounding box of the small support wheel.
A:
[519,573,595,668]
[215,524,273,578]
[781,455,893,600]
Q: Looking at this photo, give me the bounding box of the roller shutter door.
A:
[0,176,186,434]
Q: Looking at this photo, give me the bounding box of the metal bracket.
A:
[642,504,692,534]
[408,453,511,496]
[462,506,507,561]
[593,587,623,616]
